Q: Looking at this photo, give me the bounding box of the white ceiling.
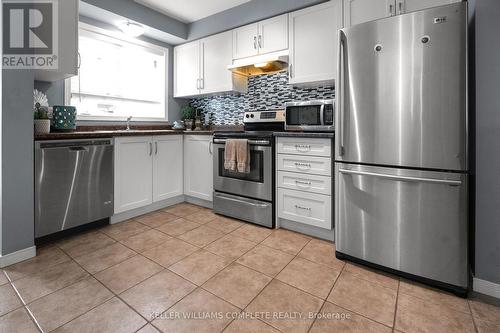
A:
[134,0,251,23]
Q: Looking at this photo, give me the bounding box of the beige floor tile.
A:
[327,270,397,327]
[204,234,256,260]
[395,293,475,333]
[236,244,294,277]
[0,308,39,333]
[142,238,199,268]
[184,210,218,224]
[73,243,136,274]
[230,224,273,243]
[95,255,163,294]
[298,239,345,269]
[162,203,202,217]
[155,218,200,237]
[57,231,116,258]
[134,211,179,228]
[4,246,71,281]
[469,299,500,324]
[137,324,161,333]
[13,260,89,303]
[121,270,196,319]
[277,257,341,299]
[399,279,469,313]
[205,216,245,234]
[345,263,399,290]
[120,229,171,253]
[178,226,225,247]
[152,288,239,333]
[27,276,113,332]
[169,250,232,285]
[0,284,22,316]
[203,263,272,308]
[101,220,151,241]
[475,318,500,333]
[53,297,147,333]
[0,271,7,285]
[261,229,311,255]
[309,301,392,333]
[224,315,280,333]
[246,280,323,333]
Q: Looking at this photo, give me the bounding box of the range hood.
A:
[228,50,288,76]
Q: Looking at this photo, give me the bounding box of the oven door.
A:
[213,140,272,201]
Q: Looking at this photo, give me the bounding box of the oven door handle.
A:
[214,193,270,208]
[213,139,270,145]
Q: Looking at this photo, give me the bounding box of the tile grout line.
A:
[467,299,480,333]
[391,278,401,332]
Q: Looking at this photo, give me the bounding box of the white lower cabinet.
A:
[114,135,183,214]
[184,135,214,202]
[277,137,333,230]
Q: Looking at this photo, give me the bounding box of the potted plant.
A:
[34,102,51,134]
[181,105,196,131]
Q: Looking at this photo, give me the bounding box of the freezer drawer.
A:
[278,154,331,176]
[278,188,332,230]
[335,163,468,287]
[277,137,332,157]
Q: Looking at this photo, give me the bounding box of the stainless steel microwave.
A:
[285,99,334,132]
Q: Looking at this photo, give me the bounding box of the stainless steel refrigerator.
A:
[335,2,469,295]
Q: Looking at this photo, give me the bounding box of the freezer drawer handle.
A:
[339,169,462,186]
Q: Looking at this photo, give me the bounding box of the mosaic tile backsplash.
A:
[189,71,335,125]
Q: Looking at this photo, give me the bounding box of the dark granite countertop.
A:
[273,131,335,139]
[34,129,216,141]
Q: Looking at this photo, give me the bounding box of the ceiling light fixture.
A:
[118,21,146,37]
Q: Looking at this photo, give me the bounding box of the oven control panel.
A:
[243,110,285,123]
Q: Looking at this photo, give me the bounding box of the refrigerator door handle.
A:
[338,169,462,186]
[337,30,346,156]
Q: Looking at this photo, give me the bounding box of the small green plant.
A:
[181,105,196,120]
[34,102,49,120]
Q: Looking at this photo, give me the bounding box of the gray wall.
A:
[188,0,327,41]
[2,70,35,254]
[474,0,500,285]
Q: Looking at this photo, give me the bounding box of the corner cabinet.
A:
[184,135,213,202]
[34,0,79,82]
[174,31,247,98]
[114,135,183,214]
[343,0,462,27]
[288,1,342,86]
[232,14,288,59]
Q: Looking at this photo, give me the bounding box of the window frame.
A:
[65,22,169,122]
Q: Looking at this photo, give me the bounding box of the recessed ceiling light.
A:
[118,21,146,37]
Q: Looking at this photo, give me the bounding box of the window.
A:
[67,24,168,121]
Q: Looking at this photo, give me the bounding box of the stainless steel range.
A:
[213,110,285,228]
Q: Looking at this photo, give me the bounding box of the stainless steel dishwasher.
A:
[35,139,114,238]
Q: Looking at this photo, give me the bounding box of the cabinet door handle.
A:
[289,64,293,78]
[155,142,158,155]
[200,78,204,90]
[149,142,153,156]
[253,36,257,49]
[258,35,262,48]
[389,3,394,16]
[398,1,403,15]
[295,205,312,212]
[209,141,213,155]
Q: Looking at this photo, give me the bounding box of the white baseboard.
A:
[184,196,213,209]
[110,195,185,224]
[0,246,36,268]
[474,277,500,299]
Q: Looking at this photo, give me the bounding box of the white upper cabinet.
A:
[174,42,200,98]
[258,14,289,55]
[288,1,342,86]
[232,14,288,59]
[184,135,214,202]
[344,0,393,27]
[174,31,247,98]
[153,135,183,202]
[398,0,462,14]
[233,23,260,59]
[34,0,79,81]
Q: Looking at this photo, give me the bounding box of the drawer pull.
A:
[295,205,312,211]
[294,162,312,169]
[295,144,311,152]
[295,180,312,187]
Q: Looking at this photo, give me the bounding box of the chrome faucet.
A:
[126,116,132,130]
